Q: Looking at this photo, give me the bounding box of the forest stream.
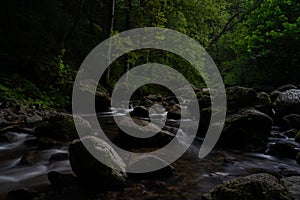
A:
[1,106,300,200]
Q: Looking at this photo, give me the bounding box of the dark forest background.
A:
[0,0,299,108]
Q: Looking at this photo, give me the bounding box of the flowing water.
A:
[0,109,299,199]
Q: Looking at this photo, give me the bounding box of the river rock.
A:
[283,114,300,129]
[145,94,163,102]
[196,91,211,109]
[270,90,282,103]
[167,105,181,120]
[281,176,300,200]
[204,173,294,200]
[274,89,300,118]
[197,108,211,137]
[220,109,272,149]
[267,141,299,159]
[20,151,39,166]
[255,92,272,116]
[37,137,57,150]
[277,84,298,92]
[8,188,39,200]
[35,113,91,141]
[284,129,298,138]
[69,136,127,190]
[226,86,257,113]
[115,116,174,148]
[127,155,175,180]
[49,153,69,162]
[48,171,79,191]
[130,106,149,118]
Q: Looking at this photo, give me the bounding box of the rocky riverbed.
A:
[1,84,300,200]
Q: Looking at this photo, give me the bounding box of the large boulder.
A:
[220,109,272,149]
[204,173,294,200]
[274,89,300,118]
[115,116,174,148]
[226,86,257,113]
[255,92,272,116]
[69,136,127,190]
[35,113,91,141]
[267,141,299,159]
[167,104,181,120]
[130,106,149,118]
[281,176,300,200]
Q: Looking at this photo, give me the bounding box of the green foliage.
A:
[1,0,299,109]
[234,0,300,85]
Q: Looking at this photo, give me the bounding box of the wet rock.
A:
[167,104,181,120]
[267,141,299,159]
[283,114,300,129]
[146,94,163,102]
[226,86,257,113]
[197,108,211,137]
[204,173,294,200]
[277,84,298,92]
[281,176,300,200]
[48,171,78,190]
[270,90,282,103]
[274,89,300,118]
[115,116,174,148]
[130,106,149,118]
[127,155,175,180]
[197,91,211,109]
[255,92,272,116]
[20,151,39,166]
[284,129,298,138]
[8,188,39,200]
[220,109,272,149]
[35,113,91,141]
[49,153,69,162]
[69,136,127,191]
[37,137,57,150]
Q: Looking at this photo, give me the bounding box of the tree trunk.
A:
[125,0,132,82]
[106,0,116,84]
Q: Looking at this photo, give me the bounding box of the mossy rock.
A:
[20,150,39,166]
[226,86,257,114]
[274,89,300,118]
[267,141,299,159]
[69,136,127,191]
[207,173,294,200]
[255,92,272,116]
[220,109,272,149]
